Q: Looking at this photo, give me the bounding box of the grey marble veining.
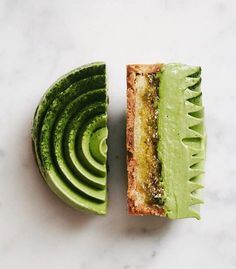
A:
[0,0,236,268]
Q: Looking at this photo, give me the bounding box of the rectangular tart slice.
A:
[127,63,206,219]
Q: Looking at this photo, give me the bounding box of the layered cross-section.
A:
[127,63,206,219]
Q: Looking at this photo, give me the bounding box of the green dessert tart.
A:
[127,63,206,219]
[32,62,108,215]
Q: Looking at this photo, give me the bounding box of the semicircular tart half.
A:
[32,62,108,215]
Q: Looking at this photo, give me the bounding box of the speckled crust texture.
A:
[126,64,165,216]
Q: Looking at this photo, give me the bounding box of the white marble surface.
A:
[0,0,236,268]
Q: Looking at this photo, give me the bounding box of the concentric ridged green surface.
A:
[158,63,206,219]
[32,62,108,214]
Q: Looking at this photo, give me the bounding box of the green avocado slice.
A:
[158,63,206,219]
[32,62,108,215]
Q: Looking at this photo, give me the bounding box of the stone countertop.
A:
[0,1,236,268]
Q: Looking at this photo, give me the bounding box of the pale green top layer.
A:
[158,63,206,219]
[32,62,108,215]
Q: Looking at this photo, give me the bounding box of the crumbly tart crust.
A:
[127,64,165,216]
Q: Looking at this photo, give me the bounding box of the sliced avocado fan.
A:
[32,62,108,215]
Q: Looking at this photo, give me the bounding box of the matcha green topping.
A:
[158,63,206,219]
[32,62,108,215]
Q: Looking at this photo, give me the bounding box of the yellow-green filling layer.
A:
[134,73,164,208]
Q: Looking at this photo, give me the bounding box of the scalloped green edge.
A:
[158,63,206,219]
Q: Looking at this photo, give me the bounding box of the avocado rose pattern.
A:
[32,62,108,214]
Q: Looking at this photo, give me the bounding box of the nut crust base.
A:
[126,64,165,216]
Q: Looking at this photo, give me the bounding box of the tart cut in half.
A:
[32,62,108,215]
[127,63,206,219]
